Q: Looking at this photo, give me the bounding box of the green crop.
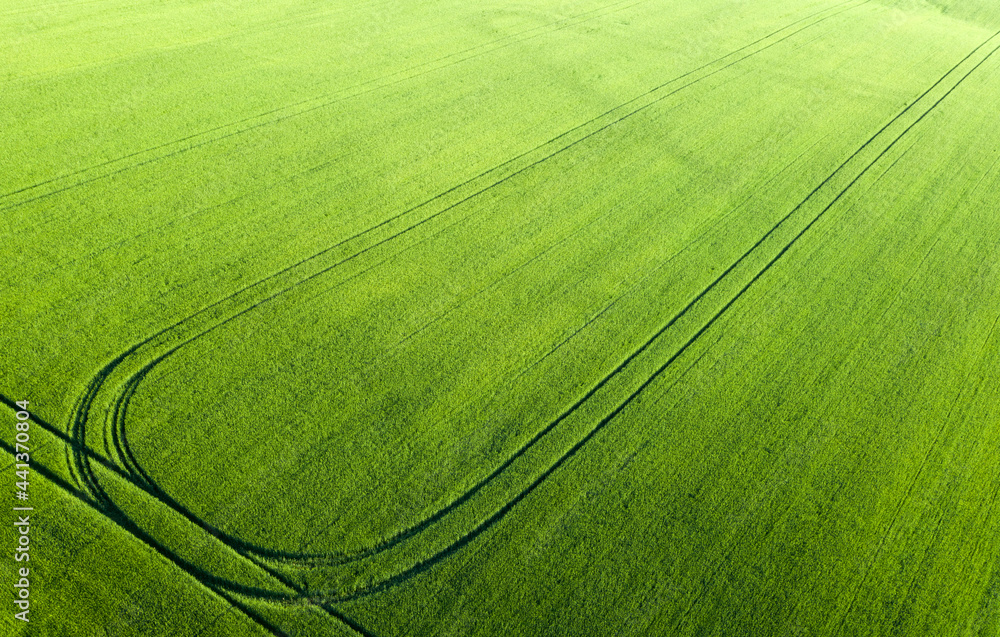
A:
[2,0,998,635]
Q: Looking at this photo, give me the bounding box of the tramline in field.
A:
[2,0,999,635]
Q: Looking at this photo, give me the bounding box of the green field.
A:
[3,0,1000,635]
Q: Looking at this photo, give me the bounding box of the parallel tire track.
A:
[77,0,874,565]
[63,0,888,593]
[14,0,934,618]
[57,0,864,547]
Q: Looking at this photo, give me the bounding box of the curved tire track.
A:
[56,0,865,563]
[12,0,921,621]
